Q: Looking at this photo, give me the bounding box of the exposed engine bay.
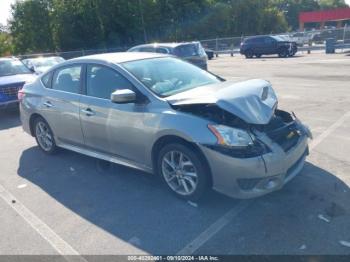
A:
[172,103,249,129]
[173,103,305,156]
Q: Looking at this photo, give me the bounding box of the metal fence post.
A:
[215,37,219,57]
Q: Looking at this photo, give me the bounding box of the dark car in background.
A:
[128,42,208,70]
[0,58,36,108]
[240,36,297,58]
[22,56,65,74]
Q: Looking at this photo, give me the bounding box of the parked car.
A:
[240,36,298,58]
[22,56,65,74]
[127,42,208,70]
[205,49,214,60]
[20,52,312,201]
[0,58,36,108]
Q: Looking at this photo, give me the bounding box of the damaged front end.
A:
[172,103,312,159]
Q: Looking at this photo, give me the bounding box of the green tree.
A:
[0,25,13,56]
[9,0,53,54]
[319,0,348,9]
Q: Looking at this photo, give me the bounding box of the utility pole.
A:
[138,0,148,43]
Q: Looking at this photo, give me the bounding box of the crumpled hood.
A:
[166,79,278,125]
[0,73,36,86]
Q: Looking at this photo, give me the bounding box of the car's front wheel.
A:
[34,117,57,154]
[278,47,289,58]
[157,143,210,201]
[244,50,254,59]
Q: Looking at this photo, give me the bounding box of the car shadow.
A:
[0,107,21,131]
[17,146,238,253]
[17,147,350,254]
[250,54,304,60]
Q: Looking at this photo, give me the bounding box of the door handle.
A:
[43,101,53,108]
[81,108,95,116]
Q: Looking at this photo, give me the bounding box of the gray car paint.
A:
[20,52,311,199]
[166,79,277,125]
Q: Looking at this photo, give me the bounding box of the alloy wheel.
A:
[35,121,54,152]
[161,150,198,196]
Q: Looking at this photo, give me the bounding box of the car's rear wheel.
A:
[278,48,289,58]
[157,143,210,201]
[34,117,57,154]
[245,50,254,59]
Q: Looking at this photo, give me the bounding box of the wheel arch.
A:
[151,135,213,186]
[29,113,45,136]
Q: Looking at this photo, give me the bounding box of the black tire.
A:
[278,48,289,58]
[244,50,254,59]
[255,54,262,58]
[33,117,57,154]
[157,143,210,201]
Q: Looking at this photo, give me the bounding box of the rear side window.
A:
[41,72,53,88]
[139,47,155,52]
[52,65,82,94]
[155,47,169,54]
[86,65,134,99]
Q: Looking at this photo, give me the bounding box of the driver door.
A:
[79,64,149,163]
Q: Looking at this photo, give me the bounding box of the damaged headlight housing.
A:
[207,124,270,158]
[208,124,254,147]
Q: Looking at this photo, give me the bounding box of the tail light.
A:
[18,89,25,101]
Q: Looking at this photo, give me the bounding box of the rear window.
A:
[174,44,199,57]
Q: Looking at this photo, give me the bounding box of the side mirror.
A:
[111,89,136,104]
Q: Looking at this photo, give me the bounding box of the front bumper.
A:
[199,131,309,199]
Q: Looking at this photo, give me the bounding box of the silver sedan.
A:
[20,52,312,201]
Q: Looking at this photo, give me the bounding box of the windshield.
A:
[271,36,287,41]
[0,59,32,77]
[122,57,220,97]
[29,57,64,68]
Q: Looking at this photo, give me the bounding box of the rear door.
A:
[39,64,84,146]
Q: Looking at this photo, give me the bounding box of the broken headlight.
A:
[208,124,254,147]
[207,124,270,158]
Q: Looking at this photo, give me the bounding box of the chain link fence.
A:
[200,25,350,55]
[17,47,128,60]
[10,26,350,60]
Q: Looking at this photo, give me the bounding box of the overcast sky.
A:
[1,0,350,26]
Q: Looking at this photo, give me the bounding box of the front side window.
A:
[264,37,275,44]
[86,65,134,99]
[52,65,81,94]
[123,57,220,97]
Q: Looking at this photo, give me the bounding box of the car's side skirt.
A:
[56,142,154,174]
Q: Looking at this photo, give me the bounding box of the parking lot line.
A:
[176,200,253,255]
[0,184,87,262]
[309,111,350,151]
[177,111,350,255]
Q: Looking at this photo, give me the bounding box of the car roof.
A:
[0,57,19,62]
[23,56,63,61]
[131,42,199,49]
[69,52,169,64]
